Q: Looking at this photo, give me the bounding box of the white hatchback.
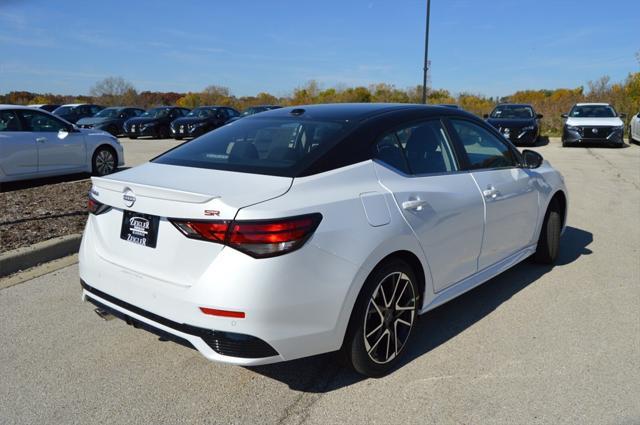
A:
[80,104,568,377]
[0,105,124,183]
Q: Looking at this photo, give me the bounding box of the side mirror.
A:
[483,114,489,119]
[561,113,568,119]
[521,149,543,169]
[619,113,626,119]
[536,114,543,119]
[57,129,69,140]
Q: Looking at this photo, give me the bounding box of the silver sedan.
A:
[0,105,124,183]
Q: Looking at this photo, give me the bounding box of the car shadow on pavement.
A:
[0,168,131,192]
[535,136,550,146]
[248,226,593,392]
[0,173,89,192]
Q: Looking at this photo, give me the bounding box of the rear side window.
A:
[374,120,458,175]
[450,119,517,170]
[0,110,22,131]
[154,117,352,177]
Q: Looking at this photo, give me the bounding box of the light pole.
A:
[421,0,431,104]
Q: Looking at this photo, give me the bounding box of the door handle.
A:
[402,199,428,211]
[36,137,46,143]
[482,185,500,199]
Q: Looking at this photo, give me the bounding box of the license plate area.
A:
[120,210,160,248]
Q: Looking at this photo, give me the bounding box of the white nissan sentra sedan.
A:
[80,104,567,377]
[0,105,123,182]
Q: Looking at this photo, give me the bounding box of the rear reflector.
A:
[170,213,322,258]
[199,307,246,319]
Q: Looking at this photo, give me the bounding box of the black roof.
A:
[251,103,474,122]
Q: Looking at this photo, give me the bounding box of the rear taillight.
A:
[87,195,111,215]
[170,213,322,258]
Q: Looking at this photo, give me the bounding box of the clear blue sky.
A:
[0,0,638,97]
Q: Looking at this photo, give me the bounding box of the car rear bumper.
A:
[78,219,359,365]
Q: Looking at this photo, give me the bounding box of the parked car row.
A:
[27,103,282,140]
[484,102,631,148]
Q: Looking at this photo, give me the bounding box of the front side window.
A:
[18,110,68,132]
[0,110,22,131]
[154,117,352,177]
[450,119,517,170]
[374,120,458,175]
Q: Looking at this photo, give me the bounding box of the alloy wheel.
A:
[363,271,416,364]
[95,149,115,175]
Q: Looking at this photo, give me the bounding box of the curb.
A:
[0,234,82,277]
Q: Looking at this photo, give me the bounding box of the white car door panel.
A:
[449,118,540,271]
[377,165,485,292]
[0,110,38,176]
[18,109,86,173]
[471,168,539,269]
[373,119,485,293]
[38,131,86,172]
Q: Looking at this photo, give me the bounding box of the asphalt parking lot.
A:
[1,139,639,425]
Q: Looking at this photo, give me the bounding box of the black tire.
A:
[129,135,138,140]
[106,125,119,137]
[91,146,117,176]
[533,201,561,264]
[175,136,183,140]
[340,259,419,377]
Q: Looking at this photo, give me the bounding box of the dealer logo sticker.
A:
[123,189,136,207]
[127,216,149,246]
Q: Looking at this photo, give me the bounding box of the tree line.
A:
[2,72,638,136]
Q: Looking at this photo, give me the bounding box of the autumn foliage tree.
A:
[2,71,639,136]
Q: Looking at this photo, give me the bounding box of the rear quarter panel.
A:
[236,160,431,347]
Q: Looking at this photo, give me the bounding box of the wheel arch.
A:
[90,143,118,175]
[92,143,118,163]
[549,189,567,230]
[336,244,431,351]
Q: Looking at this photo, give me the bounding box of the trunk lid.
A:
[88,162,292,287]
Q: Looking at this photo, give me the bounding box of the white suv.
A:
[561,103,625,147]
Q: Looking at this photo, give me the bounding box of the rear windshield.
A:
[153,117,353,177]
